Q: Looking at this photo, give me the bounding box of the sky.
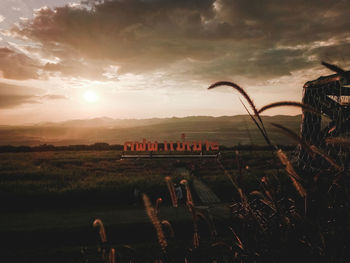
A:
[0,0,349,125]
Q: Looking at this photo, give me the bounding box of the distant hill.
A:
[0,115,302,146]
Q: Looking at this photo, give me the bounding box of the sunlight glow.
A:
[84,90,98,103]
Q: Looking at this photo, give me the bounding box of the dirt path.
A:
[192,177,221,204]
[175,166,221,204]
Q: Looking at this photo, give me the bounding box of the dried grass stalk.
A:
[142,194,168,251]
[193,232,200,249]
[217,159,240,193]
[270,123,315,157]
[93,219,107,243]
[309,145,343,171]
[271,123,343,171]
[155,197,163,215]
[240,98,271,145]
[229,227,244,250]
[276,149,306,198]
[326,137,350,148]
[208,81,268,138]
[259,101,319,115]
[161,220,175,238]
[180,179,193,205]
[187,202,200,248]
[165,176,178,207]
[250,190,265,199]
[208,81,258,117]
[109,248,116,263]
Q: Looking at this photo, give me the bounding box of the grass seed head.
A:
[142,194,168,251]
[165,176,178,207]
[276,149,306,198]
[93,218,107,243]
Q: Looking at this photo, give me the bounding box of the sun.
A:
[84,90,98,103]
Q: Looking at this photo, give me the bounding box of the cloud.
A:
[0,82,39,108]
[12,0,217,74]
[8,0,350,82]
[43,58,116,80]
[0,47,40,80]
[0,82,65,108]
[0,94,38,108]
[40,94,66,100]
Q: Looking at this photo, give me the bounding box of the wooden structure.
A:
[298,63,350,169]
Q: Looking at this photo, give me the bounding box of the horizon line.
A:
[0,113,302,127]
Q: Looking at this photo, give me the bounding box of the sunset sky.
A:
[0,0,349,125]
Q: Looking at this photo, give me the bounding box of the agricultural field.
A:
[0,148,288,262]
[1,144,349,262]
[0,149,289,209]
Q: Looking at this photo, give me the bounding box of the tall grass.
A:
[130,62,350,262]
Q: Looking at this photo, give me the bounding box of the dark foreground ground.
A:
[0,149,282,262]
[1,203,234,263]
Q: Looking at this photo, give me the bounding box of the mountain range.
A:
[0,115,302,146]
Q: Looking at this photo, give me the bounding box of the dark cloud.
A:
[10,0,350,81]
[0,47,40,80]
[0,82,65,109]
[216,0,350,42]
[188,47,313,82]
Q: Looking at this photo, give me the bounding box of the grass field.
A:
[0,148,287,262]
[1,145,349,262]
[0,149,288,209]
